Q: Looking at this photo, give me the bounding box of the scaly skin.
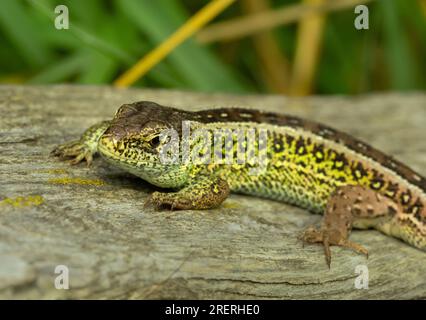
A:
[52,101,426,267]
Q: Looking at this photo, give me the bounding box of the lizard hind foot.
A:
[300,226,333,268]
[301,226,368,268]
[300,185,383,268]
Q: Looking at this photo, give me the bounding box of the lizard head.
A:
[97,101,194,188]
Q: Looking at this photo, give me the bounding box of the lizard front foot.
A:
[51,140,94,166]
[144,177,230,210]
[51,121,111,166]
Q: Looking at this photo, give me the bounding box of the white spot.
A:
[207,114,213,118]
[388,161,397,168]
[317,128,335,137]
[413,174,421,182]
[239,113,253,118]
[357,142,367,150]
[220,113,228,117]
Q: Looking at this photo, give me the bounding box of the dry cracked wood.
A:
[0,85,425,299]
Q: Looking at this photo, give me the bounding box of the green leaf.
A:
[29,52,87,83]
[0,0,51,67]
[28,0,134,65]
[76,49,117,84]
[116,0,248,92]
[380,0,417,90]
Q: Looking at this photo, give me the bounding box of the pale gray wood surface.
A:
[0,85,425,299]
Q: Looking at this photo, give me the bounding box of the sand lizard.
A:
[52,101,426,267]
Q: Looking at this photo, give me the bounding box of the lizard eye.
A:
[149,136,161,148]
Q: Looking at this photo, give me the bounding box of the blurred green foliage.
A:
[0,0,425,94]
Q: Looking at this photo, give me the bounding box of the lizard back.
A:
[192,108,426,224]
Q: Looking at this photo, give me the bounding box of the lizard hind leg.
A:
[301,185,398,268]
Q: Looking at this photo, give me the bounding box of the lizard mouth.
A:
[98,135,155,166]
[98,136,134,162]
[98,135,179,187]
[99,135,122,155]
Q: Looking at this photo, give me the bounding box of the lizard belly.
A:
[218,163,333,214]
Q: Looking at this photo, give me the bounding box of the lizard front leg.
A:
[145,176,230,210]
[51,121,110,166]
[301,185,400,268]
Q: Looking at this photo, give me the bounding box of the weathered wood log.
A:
[0,85,425,299]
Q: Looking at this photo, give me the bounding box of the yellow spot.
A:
[372,181,382,189]
[298,147,304,154]
[1,195,44,207]
[402,194,410,204]
[335,161,343,168]
[386,191,395,197]
[48,177,106,186]
[315,151,323,159]
[355,170,362,179]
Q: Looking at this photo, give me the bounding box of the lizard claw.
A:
[300,226,333,268]
[144,194,154,209]
[52,140,94,166]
